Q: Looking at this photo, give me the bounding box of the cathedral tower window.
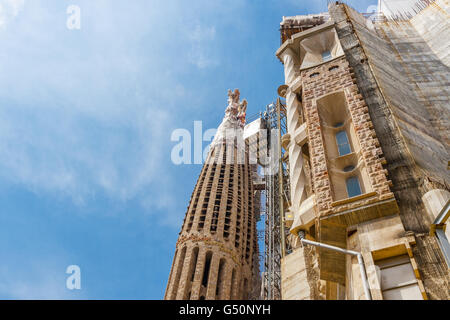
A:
[336,130,352,156]
[346,176,362,198]
[322,50,332,62]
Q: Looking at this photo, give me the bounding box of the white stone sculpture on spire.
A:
[211,89,247,146]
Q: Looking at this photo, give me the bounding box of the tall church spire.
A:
[164,90,259,300]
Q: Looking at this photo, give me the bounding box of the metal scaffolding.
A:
[258,99,291,300]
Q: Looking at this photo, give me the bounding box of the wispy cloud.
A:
[0,0,248,216]
[0,100,174,206]
[0,0,24,29]
[0,1,185,211]
[187,24,219,69]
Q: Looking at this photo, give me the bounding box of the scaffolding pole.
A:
[259,100,290,300]
[277,98,286,259]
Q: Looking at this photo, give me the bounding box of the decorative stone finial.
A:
[224,88,247,128]
[211,89,248,146]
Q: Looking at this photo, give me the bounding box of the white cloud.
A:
[188,24,216,42]
[0,104,174,206]
[0,0,24,29]
[187,24,219,69]
[0,0,250,222]
[0,1,185,212]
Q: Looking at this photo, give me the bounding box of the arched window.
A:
[189,247,199,281]
[242,278,249,300]
[322,50,332,62]
[336,130,351,156]
[202,251,213,287]
[344,165,355,172]
[346,176,362,198]
[216,259,226,298]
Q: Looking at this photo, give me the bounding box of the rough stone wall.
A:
[301,56,393,217]
[332,3,449,188]
[298,54,396,288]
[411,0,450,67]
[165,142,258,300]
[329,2,450,299]
[281,245,324,300]
[345,231,365,300]
[376,21,450,180]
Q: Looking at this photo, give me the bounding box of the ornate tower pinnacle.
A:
[212,89,248,146]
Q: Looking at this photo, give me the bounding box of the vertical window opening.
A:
[336,130,351,156]
[202,252,213,287]
[346,176,362,198]
[189,247,199,281]
[242,278,249,299]
[322,50,332,62]
[216,259,226,298]
[230,268,236,299]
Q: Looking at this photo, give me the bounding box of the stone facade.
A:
[277,1,449,300]
[301,57,394,216]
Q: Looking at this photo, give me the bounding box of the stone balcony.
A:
[323,191,399,226]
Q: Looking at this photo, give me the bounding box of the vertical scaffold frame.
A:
[259,98,291,300]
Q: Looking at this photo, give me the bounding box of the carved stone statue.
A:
[212,89,248,146]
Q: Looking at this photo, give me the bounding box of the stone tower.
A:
[164,89,259,300]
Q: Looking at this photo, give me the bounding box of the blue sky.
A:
[0,0,376,299]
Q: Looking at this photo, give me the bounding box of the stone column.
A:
[281,48,308,218]
[279,47,320,300]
